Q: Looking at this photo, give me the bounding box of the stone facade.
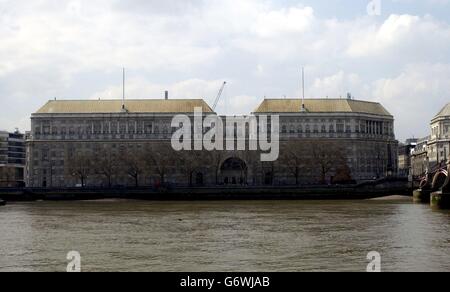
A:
[411,103,450,177]
[26,98,398,188]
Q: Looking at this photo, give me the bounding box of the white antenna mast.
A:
[301,67,306,112]
[122,67,125,111]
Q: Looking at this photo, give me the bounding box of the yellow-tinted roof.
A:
[35,99,214,114]
[254,99,392,116]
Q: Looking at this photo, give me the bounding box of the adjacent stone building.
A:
[411,103,450,177]
[428,103,450,165]
[26,98,398,188]
[0,130,26,187]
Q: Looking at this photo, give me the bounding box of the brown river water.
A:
[0,198,449,272]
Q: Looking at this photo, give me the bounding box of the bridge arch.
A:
[431,169,448,191]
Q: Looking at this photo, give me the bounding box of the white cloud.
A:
[252,6,315,38]
[372,63,450,139]
[347,14,420,57]
[347,14,450,60]
[309,71,363,99]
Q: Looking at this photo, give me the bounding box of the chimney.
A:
[165,91,169,100]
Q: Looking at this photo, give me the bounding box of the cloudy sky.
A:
[1,0,450,141]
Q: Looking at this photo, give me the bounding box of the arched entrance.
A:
[221,157,248,186]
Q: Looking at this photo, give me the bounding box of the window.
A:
[313,125,319,133]
[361,122,366,134]
[119,123,126,134]
[42,148,49,162]
[128,122,135,134]
[94,123,101,134]
[43,126,50,135]
[145,122,153,134]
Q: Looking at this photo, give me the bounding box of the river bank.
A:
[0,184,411,202]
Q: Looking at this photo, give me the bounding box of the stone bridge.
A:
[414,161,450,209]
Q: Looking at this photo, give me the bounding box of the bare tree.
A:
[261,160,276,186]
[146,143,171,186]
[122,147,146,187]
[208,150,224,185]
[68,151,92,187]
[177,151,205,187]
[311,141,346,185]
[95,148,119,188]
[280,141,310,185]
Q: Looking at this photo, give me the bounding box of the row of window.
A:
[35,123,170,136]
[280,122,390,135]
[431,124,450,137]
[33,119,393,136]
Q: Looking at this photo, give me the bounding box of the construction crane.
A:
[212,81,227,111]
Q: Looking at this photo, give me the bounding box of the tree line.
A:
[66,141,352,188]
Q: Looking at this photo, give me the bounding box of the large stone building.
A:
[0,130,26,187]
[26,97,398,188]
[412,103,450,177]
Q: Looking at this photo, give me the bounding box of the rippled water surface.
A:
[0,199,449,272]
